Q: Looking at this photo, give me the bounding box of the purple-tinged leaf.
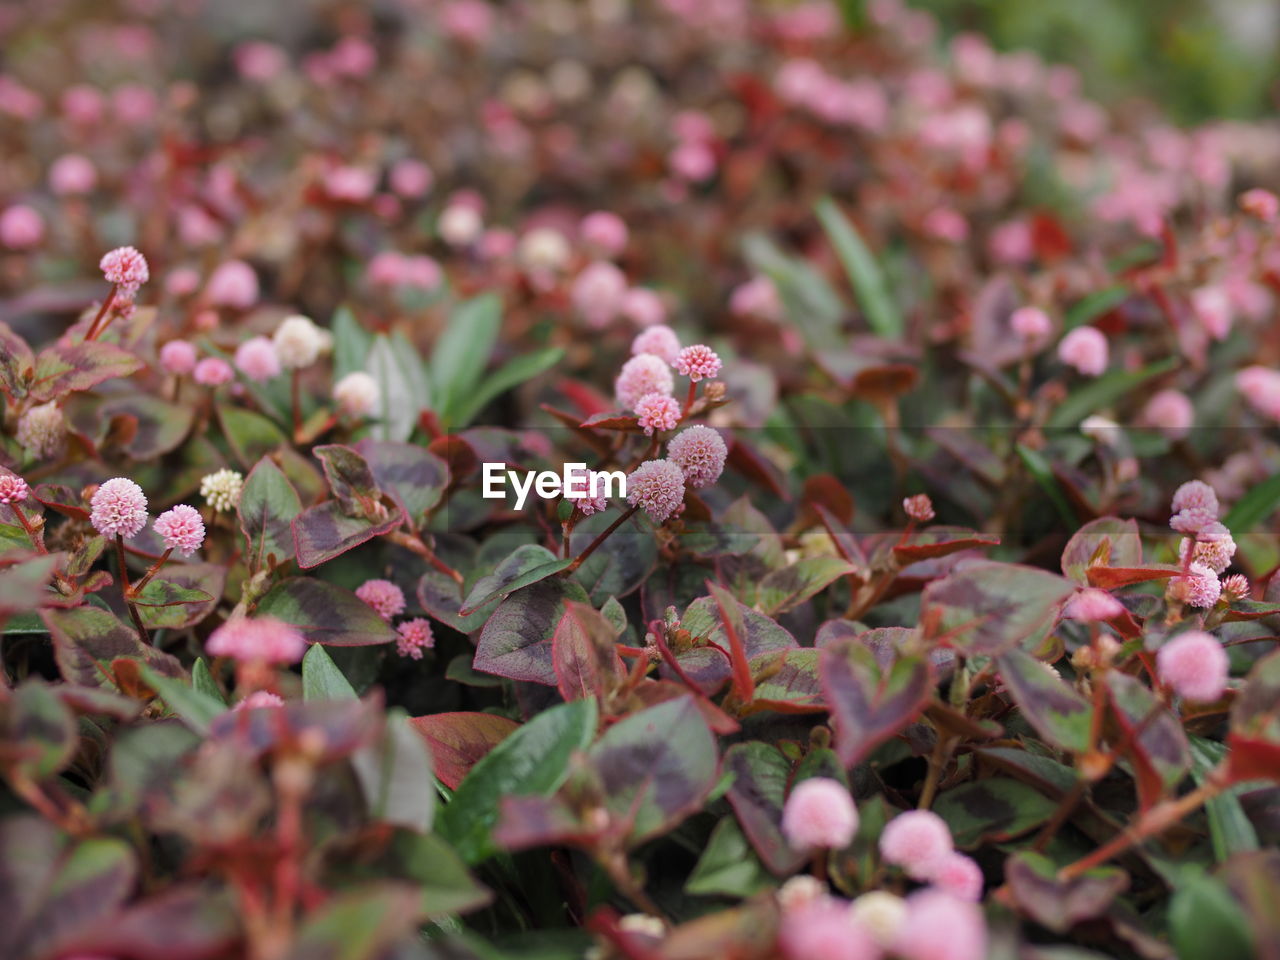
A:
[552,602,625,702]
[996,649,1093,755]
[54,886,240,960]
[0,553,61,613]
[461,544,572,616]
[287,884,425,960]
[820,638,934,767]
[1106,670,1189,809]
[216,404,288,469]
[1005,851,1128,933]
[723,741,806,875]
[673,593,797,696]
[131,577,213,607]
[256,577,396,646]
[29,341,143,402]
[932,777,1058,847]
[757,557,858,616]
[314,443,382,513]
[355,439,449,530]
[473,579,590,684]
[238,456,302,572]
[136,563,226,630]
[0,320,33,397]
[5,680,77,779]
[892,526,1001,564]
[739,649,824,715]
[408,712,520,791]
[98,394,194,459]
[1061,516,1143,584]
[209,694,384,759]
[292,500,403,569]
[919,559,1074,655]
[417,569,493,634]
[41,605,182,687]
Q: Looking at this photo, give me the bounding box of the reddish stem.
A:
[115,535,150,643]
[565,505,639,574]
[84,284,119,341]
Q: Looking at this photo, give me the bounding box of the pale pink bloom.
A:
[478,228,515,261]
[903,494,935,523]
[1222,573,1250,602]
[675,344,722,382]
[1170,480,1220,535]
[925,852,983,901]
[205,260,259,309]
[1010,306,1051,342]
[879,810,953,878]
[1059,100,1107,143]
[782,777,859,850]
[627,459,686,523]
[234,336,281,382]
[669,141,716,183]
[165,267,201,297]
[329,36,376,77]
[730,276,782,321]
[0,472,29,505]
[234,41,288,82]
[572,261,628,328]
[159,340,197,375]
[615,354,675,410]
[0,205,45,249]
[366,251,406,287]
[100,246,149,293]
[49,154,97,195]
[194,357,234,386]
[1237,365,1280,421]
[1157,631,1228,702]
[775,58,827,105]
[401,255,442,290]
[325,166,377,203]
[671,110,715,143]
[631,326,680,365]
[60,84,105,125]
[356,579,406,621]
[622,287,667,327]
[16,403,65,459]
[90,477,148,539]
[1063,588,1123,622]
[516,228,570,274]
[193,310,220,333]
[851,892,908,948]
[1239,188,1279,222]
[1191,286,1233,341]
[952,32,997,86]
[778,900,881,960]
[233,690,285,711]
[207,616,306,664]
[0,77,43,120]
[635,393,680,434]
[579,211,629,257]
[389,159,434,198]
[566,470,610,516]
[922,207,968,243]
[177,205,223,247]
[441,0,494,44]
[1057,326,1108,376]
[668,426,727,488]
[333,372,379,417]
[438,203,483,247]
[893,890,986,960]
[1143,390,1194,440]
[1170,561,1222,609]
[396,618,435,659]
[153,504,205,557]
[1181,522,1236,574]
[112,84,158,127]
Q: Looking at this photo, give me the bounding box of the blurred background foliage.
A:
[905,0,1280,123]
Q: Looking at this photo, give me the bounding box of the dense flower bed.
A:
[1,2,1279,959]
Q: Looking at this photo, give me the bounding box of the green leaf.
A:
[302,644,358,701]
[1063,287,1128,331]
[452,347,565,428]
[238,456,302,572]
[332,303,373,381]
[357,440,449,530]
[286,885,424,960]
[1016,444,1079,529]
[757,557,857,616]
[816,196,903,339]
[742,233,844,353]
[138,665,227,734]
[351,708,436,832]
[291,500,402,569]
[996,649,1093,754]
[97,394,195,459]
[723,741,806,874]
[1047,357,1179,429]
[440,698,597,864]
[6,681,76,779]
[432,292,502,425]
[1169,873,1254,960]
[257,577,397,646]
[365,334,429,442]
[191,658,224,704]
[1224,472,1280,534]
[473,579,591,685]
[932,777,1059,848]
[0,320,33,398]
[1060,516,1143,583]
[217,405,289,469]
[41,605,183,688]
[686,818,774,897]
[130,578,213,607]
[1004,851,1128,933]
[1188,736,1259,861]
[339,830,490,919]
[461,544,572,616]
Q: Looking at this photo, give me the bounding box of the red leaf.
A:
[708,581,755,702]
[1085,565,1181,589]
[408,712,520,790]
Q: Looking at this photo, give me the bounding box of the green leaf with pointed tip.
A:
[453,347,565,428]
[365,334,429,443]
[191,658,224,704]
[332,303,373,381]
[461,544,572,616]
[933,778,1058,848]
[742,232,844,353]
[7,681,77,779]
[302,644,358,701]
[472,579,591,685]
[686,818,774,897]
[138,665,226,734]
[351,708,435,832]
[816,196,903,339]
[996,649,1093,754]
[1169,873,1254,960]
[238,456,302,572]
[217,405,289,469]
[432,292,502,425]
[1188,736,1259,862]
[131,578,213,607]
[257,577,397,646]
[1224,472,1280,534]
[1047,357,1179,429]
[286,885,425,960]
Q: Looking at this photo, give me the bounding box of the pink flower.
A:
[0,472,29,505]
[205,260,259,309]
[207,616,306,664]
[579,211,629,258]
[441,0,494,44]
[356,579,406,621]
[1222,573,1251,602]
[675,344,722,382]
[1180,521,1236,574]
[668,425,727,488]
[234,41,288,81]
[324,166,377,203]
[988,219,1033,265]
[194,357,234,386]
[153,504,206,557]
[234,336,281,382]
[1063,588,1124,622]
[1157,631,1228,702]
[390,159,434,198]
[669,140,716,183]
[112,84,158,127]
[730,276,782,321]
[1010,306,1051,342]
[879,809,953,878]
[402,255,442,290]
[627,459,686,524]
[1170,480,1219,534]
[233,690,285,711]
[1169,561,1222,610]
[90,477,148,539]
[0,205,45,249]
[622,287,667,327]
[396,618,435,659]
[1191,286,1232,341]
[893,890,986,960]
[572,261,628,328]
[49,154,97,195]
[366,251,406,287]
[159,340,197,375]
[631,326,681,365]
[1237,365,1280,421]
[566,470,611,516]
[778,900,881,960]
[1240,188,1279,221]
[922,207,969,243]
[60,84,105,125]
[903,494,935,523]
[166,267,200,297]
[1143,389,1194,440]
[1058,326,1108,376]
[924,852,983,901]
[635,393,680,434]
[615,354,675,410]
[782,777,859,850]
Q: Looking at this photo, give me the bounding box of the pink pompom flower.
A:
[1057,326,1108,376]
[390,158,434,198]
[627,459,686,524]
[879,809,954,878]
[90,477,148,539]
[1143,389,1194,440]
[1235,366,1280,421]
[159,340,197,375]
[99,246,150,293]
[566,470,611,516]
[233,690,285,711]
[615,354,675,410]
[1240,188,1279,221]
[234,336,282,382]
[1170,480,1220,534]
[579,211,629,257]
[778,899,882,960]
[675,344,722,382]
[781,777,859,850]
[1010,306,1051,342]
[904,494,935,523]
[667,425,727,488]
[635,393,680,435]
[207,616,306,664]
[153,504,205,557]
[572,261,628,328]
[1157,631,1228,702]
[0,472,29,505]
[205,260,260,309]
[1063,588,1124,622]
[0,205,45,249]
[893,890,987,960]
[49,154,97,195]
[194,357,234,386]
[924,852,984,901]
[1181,521,1236,574]
[622,287,667,327]
[1169,561,1222,610]
[396,618,435,659]
[631,325,681,365]
[356,579,406,621]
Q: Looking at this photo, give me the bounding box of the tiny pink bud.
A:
[355,579,406,621]
[879,809,954,878]
[903,494,935,523]
[675,344,722,382]
[1057,326,1108,377]
[781,777,859,850]
[396,618,435,659]
[1157,630,1228,702]
[634,393,680,435]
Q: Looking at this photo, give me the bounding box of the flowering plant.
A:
[1,2,1280,960]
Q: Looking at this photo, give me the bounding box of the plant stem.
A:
[84,284,118,341]
[566,506,639,574]
[290,369,302,442]
[115,535,150,643]
[129,547,172,596]
[918,733,953,809]
[9,502,46,553]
